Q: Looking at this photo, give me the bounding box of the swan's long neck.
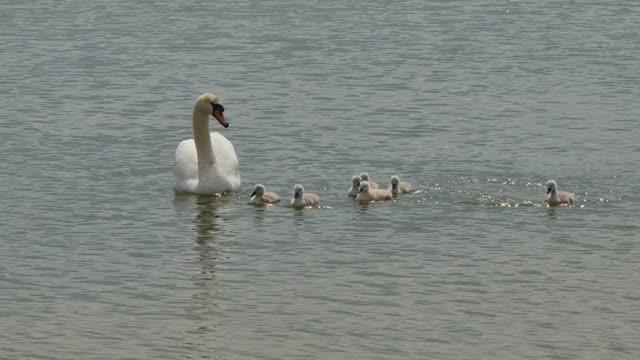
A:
[193,108,214,175]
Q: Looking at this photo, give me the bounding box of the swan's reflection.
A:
[189,193,235,295]
[192,194,233,244]
[174,193,236,355]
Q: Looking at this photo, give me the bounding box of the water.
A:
[1,0,639,358]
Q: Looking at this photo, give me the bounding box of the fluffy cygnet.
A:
[347,175,361,197]
[249,184,280,205]
[545,180,575,206]
[355,181,393,202]
[389,175,413,195]
[359,172,379,189]
[290,184,320,208]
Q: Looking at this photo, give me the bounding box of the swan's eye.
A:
[210,102,225,113]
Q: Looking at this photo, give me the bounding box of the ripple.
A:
[2,0,640,359]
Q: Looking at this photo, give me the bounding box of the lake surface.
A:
[1,0,639,358]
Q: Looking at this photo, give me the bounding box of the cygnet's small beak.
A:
[250,190,257,197]
[546,188,552,194]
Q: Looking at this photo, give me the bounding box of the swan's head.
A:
[545,180,557,195]
[195,93,228,128]
[251,184,265,197]
[359,181,370,193]
[351,175,361,187]
[360,172,370,181]
[293,184,304,199]
[390,175,400,190]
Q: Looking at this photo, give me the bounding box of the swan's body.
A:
[249,184,280,205]
[545,180,575,206]
[360,172,379,189]
[290,184,320,208]
[347,175,361,197]
[175,93,241,194]
[389,175,413,195]
[356,181,393,202]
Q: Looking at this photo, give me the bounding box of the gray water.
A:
[2,0,640,358]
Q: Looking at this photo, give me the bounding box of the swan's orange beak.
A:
[213,108,229,128]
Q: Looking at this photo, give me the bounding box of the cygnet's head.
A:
[293,184,304,199]
[359,181,370,193]
[351,175,361,187]
[251,184,265,197]
[390,175,400,189]
[360,172,370,181]
[194,93,228,128]
[545,180,557,194]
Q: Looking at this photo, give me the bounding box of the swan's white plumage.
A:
[174,93,241,194]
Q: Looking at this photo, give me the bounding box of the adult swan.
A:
[175,93,241,194]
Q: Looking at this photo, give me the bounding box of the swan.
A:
[347,175,361,197]
[175,93,241,194]
[356,181,393,202]
[290,184,320,208]
[359,172,379,189]
[249,184,280,205]
[389,175,413,195]
[545,180,575,206]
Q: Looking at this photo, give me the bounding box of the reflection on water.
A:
[192,195,232,245]
[291,206,307,226]
[250,205,268,225]
[173,193,235,243]
[3,0,640,357]
[174,194,236,358]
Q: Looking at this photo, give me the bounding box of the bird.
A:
[175,93,241,194]
[545,180,575,206]
[355,181,393,202]
[359,172,379,189]
[389,175,413,195]
[249,184,280,205]
[347,175,361,197]
[290,184,320,208]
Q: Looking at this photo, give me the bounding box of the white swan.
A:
[356,181,393,202]
[290,184,320,208]
[175,93,241,194]
[347,175,361,197]
[545,180,575,206]
[249,184,280,205]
